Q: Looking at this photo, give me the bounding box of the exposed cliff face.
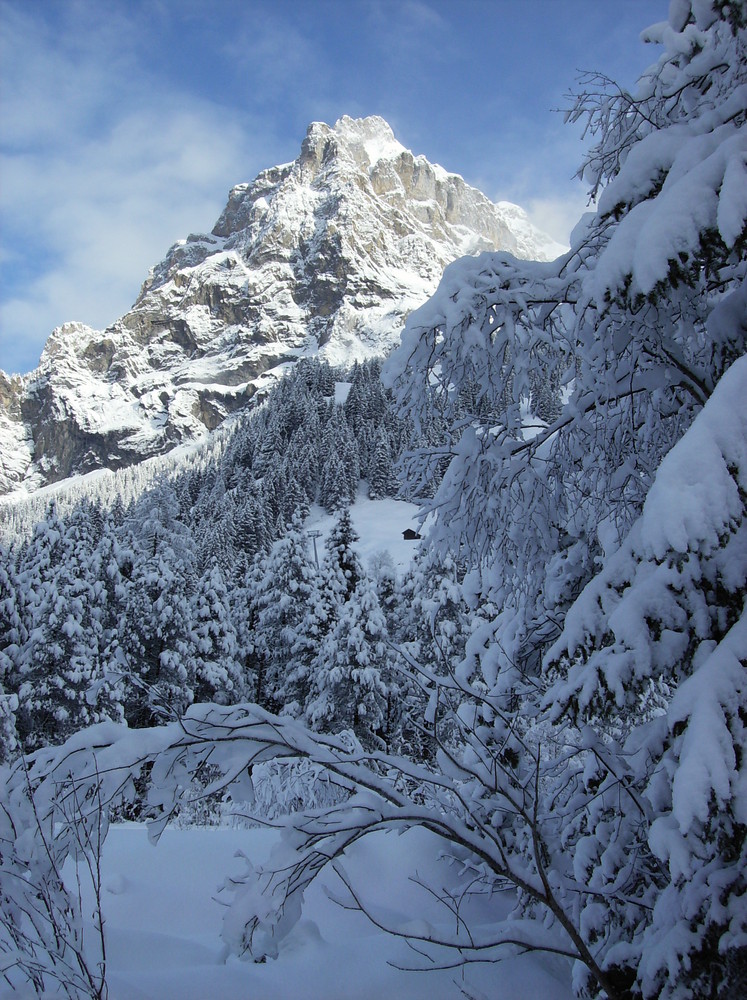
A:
[0,116,564,496]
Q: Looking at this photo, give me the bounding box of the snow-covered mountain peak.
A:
[39,322,100,366]
[297,116,407,175]
[1,116,566,496]
[331,114,407,166]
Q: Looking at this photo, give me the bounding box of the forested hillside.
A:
[0,2,745,998]
[0,357,445,751]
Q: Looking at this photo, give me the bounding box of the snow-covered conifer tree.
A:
[343,361,366,435]
[122,484,197,725]
[305,573,391,748]
[0,683,17,763]
[252,412,284,479]
[368,427,397,499]
[0,546,21,761]
[234,555,269,706]
[251,520,319,714]
[0,543,24,695]
[380,2,747,994]
[384,0,747,689]
[321,507,363,604]
[190,565,244,705]
[544,356,747,999]
[320,452,348,512]
[10,503,123,749]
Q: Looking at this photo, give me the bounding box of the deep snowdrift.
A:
[40,823,574,1000]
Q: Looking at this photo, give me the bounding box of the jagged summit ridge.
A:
[0,116,565,496]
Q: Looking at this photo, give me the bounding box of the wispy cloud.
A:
[0,2,258,374]
[525,192,592,247]
[364,0,452,66]
[221,17,327,96]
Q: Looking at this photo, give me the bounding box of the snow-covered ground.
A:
[305,491,423,573]
[31,822,572,1000]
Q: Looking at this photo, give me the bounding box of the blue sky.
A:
[1,0,667,375]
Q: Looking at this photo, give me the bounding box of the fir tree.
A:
[368,427,397,499]
[322,507,363,604]
[122,484,197,726]
[191,565,244,705]
[320,452,348,512]
[12,503,122,749]
[251,521,319,714]
[306,574,391,748]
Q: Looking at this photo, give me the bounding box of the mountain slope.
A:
[0,115,564,496]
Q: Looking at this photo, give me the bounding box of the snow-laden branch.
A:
[2,698,635,999]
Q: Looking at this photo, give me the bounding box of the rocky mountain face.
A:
[0,115,564,496]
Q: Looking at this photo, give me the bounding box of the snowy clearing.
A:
[21,823,573,1000]
[305,491,423,573]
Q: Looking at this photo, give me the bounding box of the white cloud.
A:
[1,109,251,370]
[525,191,593,246]
[0,3,262,374]
[468,115,595,247]
[397,0,448,32]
